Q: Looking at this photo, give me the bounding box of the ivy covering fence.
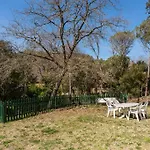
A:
[0,94,127,123]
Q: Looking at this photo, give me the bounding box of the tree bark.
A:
[145,56,150,96]
[51,68,68,97]
[68,72,72,96]
[47,67,68,108]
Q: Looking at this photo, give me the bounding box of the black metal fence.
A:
[0,94,127,123]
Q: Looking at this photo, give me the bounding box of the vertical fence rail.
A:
[0,101,6,123]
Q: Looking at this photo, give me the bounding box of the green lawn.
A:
[0,105,150,150]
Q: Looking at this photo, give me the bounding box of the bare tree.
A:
[86,35,101,59]
[5,0,123,96]
[110,31,135,56]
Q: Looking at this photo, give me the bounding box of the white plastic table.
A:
[114,103,139,119]
[96,97,116,104]
[114,103,139,108]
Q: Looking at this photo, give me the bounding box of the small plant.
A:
[42,139,62,149]
[30,139,40,144]
[77,115,99,123]
[42,127,59,135]
[3,140,13,146]
[0,135,5,139]
[36,123,44,129]
[67,148,75,150]
[144,137,150,143]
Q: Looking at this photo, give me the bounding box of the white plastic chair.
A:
[105,100,119,118]
[128,103,142,121]
[111,98,120,104]
[111,98,122,112]
[140,101,148,119]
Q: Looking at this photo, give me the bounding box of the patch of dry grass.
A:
[0,105,150,150]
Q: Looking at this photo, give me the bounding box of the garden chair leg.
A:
[113,110,115,118]
[127,110,130,120]
[139,112,142,120]
[135,113,139,121]
[142,112,146,119]
[145,112,148,118]
[107,110,110,117]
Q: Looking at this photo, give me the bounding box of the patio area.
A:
[97,97,148,121]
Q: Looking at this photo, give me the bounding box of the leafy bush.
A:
[27,84,47,98]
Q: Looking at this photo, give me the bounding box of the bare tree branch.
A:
[4,0,124,96]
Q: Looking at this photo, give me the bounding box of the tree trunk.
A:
[51,68,68,97]
[68,72,72,96]
[47,67,68,108]
[145,56,150,96]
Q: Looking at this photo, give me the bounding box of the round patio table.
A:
[114,103,139,119]
[114,103,139,108]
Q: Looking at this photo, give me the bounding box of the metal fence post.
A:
[0,101,6,123]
